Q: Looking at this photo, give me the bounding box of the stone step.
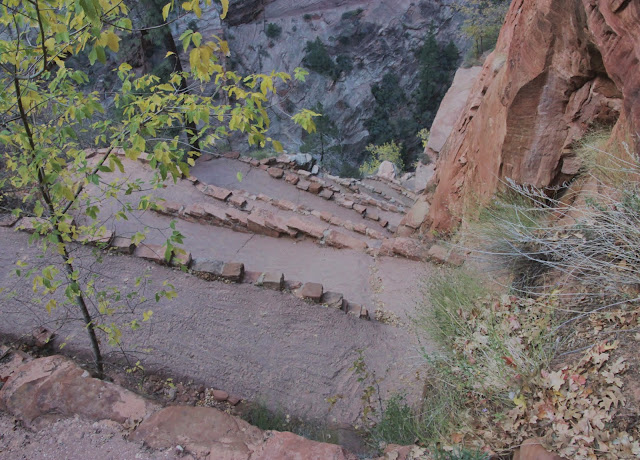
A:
[191,158,405,229]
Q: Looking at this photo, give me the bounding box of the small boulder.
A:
[191,258,224,280]
[289,153,313,170]
[284,173,299,185]
[134,244,168,264]
[353,223,367,235]
[286,216,327,239]
[299,282,323,302]
[401,198,430,230]
[513,439,566,460]
[308,182,323,194]
[0,214,19,228]
[376,161,396,180]
[353,204,366,214]
[0,356,159,429]
[229,195,248,209]
[211,389,229,402]
[391,238,429,261]
[32,327,54,348]
[321,292,345,310]
[320,189,334,200]
[110,236,135,254]
[347,303,370,320]
[171,250,192,268]
[261,272,284,291]
[220,262,244,283]
[427,244,449,264]
[203,185,233,202]
[325,230,367,251]
[267,167,284,179]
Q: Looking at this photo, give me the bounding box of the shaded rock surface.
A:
[425,0,640,232]
[0,355,159,429]
[170,0,465,168]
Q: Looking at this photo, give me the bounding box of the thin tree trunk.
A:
[13,77,105,378]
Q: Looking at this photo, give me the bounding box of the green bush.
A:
[302,38,352,80]
[359,142,404,176]
[265,23,282,39]
[302,38,335,77]
[303,13,312,21]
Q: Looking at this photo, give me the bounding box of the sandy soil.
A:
[0,412,178,460]
[0,228,432,425]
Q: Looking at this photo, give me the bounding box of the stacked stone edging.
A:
[5,218,374,321]
[235,155,408,217]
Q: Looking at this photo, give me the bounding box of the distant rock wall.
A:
[171,0,466,167]
[423,0,639,232]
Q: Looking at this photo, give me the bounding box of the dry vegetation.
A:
[407,129,640,458]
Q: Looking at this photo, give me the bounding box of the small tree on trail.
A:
[0,0,317,378]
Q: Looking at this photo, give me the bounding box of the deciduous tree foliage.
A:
[0,0,316,377]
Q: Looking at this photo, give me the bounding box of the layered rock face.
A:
[172,0,465,165]
[424,0,640,232]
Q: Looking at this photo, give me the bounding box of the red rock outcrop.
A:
[424,0,639,232]
[0,354,356,459]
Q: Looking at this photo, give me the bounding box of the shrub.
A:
[265,23,282,39]
[369,394,416,446]
[302,38,335,77]
[471,129,640,299]
[241,401,339,444]
[359,142,404,176]
[303,13,312,21]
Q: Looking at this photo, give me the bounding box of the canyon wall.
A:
[171,0,466,169]
[423,0,640,232]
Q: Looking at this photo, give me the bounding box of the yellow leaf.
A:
[162,2,171,20]
[105,32,120,52]
[220,0,229,19]
[44,37,56,50]
[513,394,527,408]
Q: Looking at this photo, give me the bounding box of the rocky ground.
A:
[0,412,180,460]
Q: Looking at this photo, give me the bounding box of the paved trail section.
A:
[0,155,436,424]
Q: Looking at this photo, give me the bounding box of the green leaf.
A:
[79,0,101,25]
[236,171,243,183]
[95,45,106,64]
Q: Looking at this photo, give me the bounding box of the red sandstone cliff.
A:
[424,0,640,232]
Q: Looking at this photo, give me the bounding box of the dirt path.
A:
[0,412,178,460]
[0,229,432,424]
[84,158,429,319]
